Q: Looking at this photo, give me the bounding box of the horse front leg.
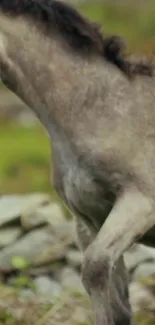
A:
[75,215,130,324]
[81,183,155,325]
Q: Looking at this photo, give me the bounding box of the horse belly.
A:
[62,164,116,230]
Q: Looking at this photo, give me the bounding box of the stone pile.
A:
[0,194,155,319]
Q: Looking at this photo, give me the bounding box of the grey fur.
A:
[0,7,155,325]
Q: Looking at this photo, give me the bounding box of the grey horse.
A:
[0,1,154,324]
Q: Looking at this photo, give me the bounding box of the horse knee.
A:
[82,244,111,292]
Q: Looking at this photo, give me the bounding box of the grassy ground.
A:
[0,288,93,325]
[0,122,51,194]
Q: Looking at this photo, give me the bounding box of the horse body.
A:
[0,1,155,324]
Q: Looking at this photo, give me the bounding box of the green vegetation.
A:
[0,122,51,194]
[79,0,155,53]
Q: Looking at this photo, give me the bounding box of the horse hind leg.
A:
[74,212,132,325]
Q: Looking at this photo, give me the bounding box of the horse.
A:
[0,1,154,324]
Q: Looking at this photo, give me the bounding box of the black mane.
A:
[0,0,153,77]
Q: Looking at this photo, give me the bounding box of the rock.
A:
[67,249,83,268]
[20,194,51,229]
[0,196,27,226]
[21,207,47,230]
[124,244,155,271]
[0,227,69,271]
[133,262,155,281]
[22,193,51,207]
[21,202,73,242]
[0,194,50,227]
[40,203,65,224]
[0,227,22,248]
[42,203,73,240]
[129,282,155,313]
[34,276,61,297]
[58,267,85,293]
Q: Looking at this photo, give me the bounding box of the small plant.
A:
[11,256,29,270]
[11,256,35,291]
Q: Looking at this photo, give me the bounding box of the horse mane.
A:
[0,0,153,78]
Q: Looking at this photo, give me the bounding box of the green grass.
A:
[0,123,51,194]
[79,1,155,53]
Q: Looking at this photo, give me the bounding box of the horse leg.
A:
[75,216,96,251]
[81,183,155,325]
[75,216,131,324]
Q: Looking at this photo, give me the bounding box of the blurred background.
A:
[1,1,155,324]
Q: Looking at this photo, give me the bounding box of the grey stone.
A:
[21,206,47,230]
[21,201,71,235]
[34,276,61,297]
[124,244,155,271]
[0,227,68,271]
[67,249,83,268]
[133,262,155,280]
[34,203,74,244]
[0,196,27,226]
[0,227,22,248]
[0,194,50,227]
[40,203,65,224]
[21,200,74,247]
[58,267,85,293]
